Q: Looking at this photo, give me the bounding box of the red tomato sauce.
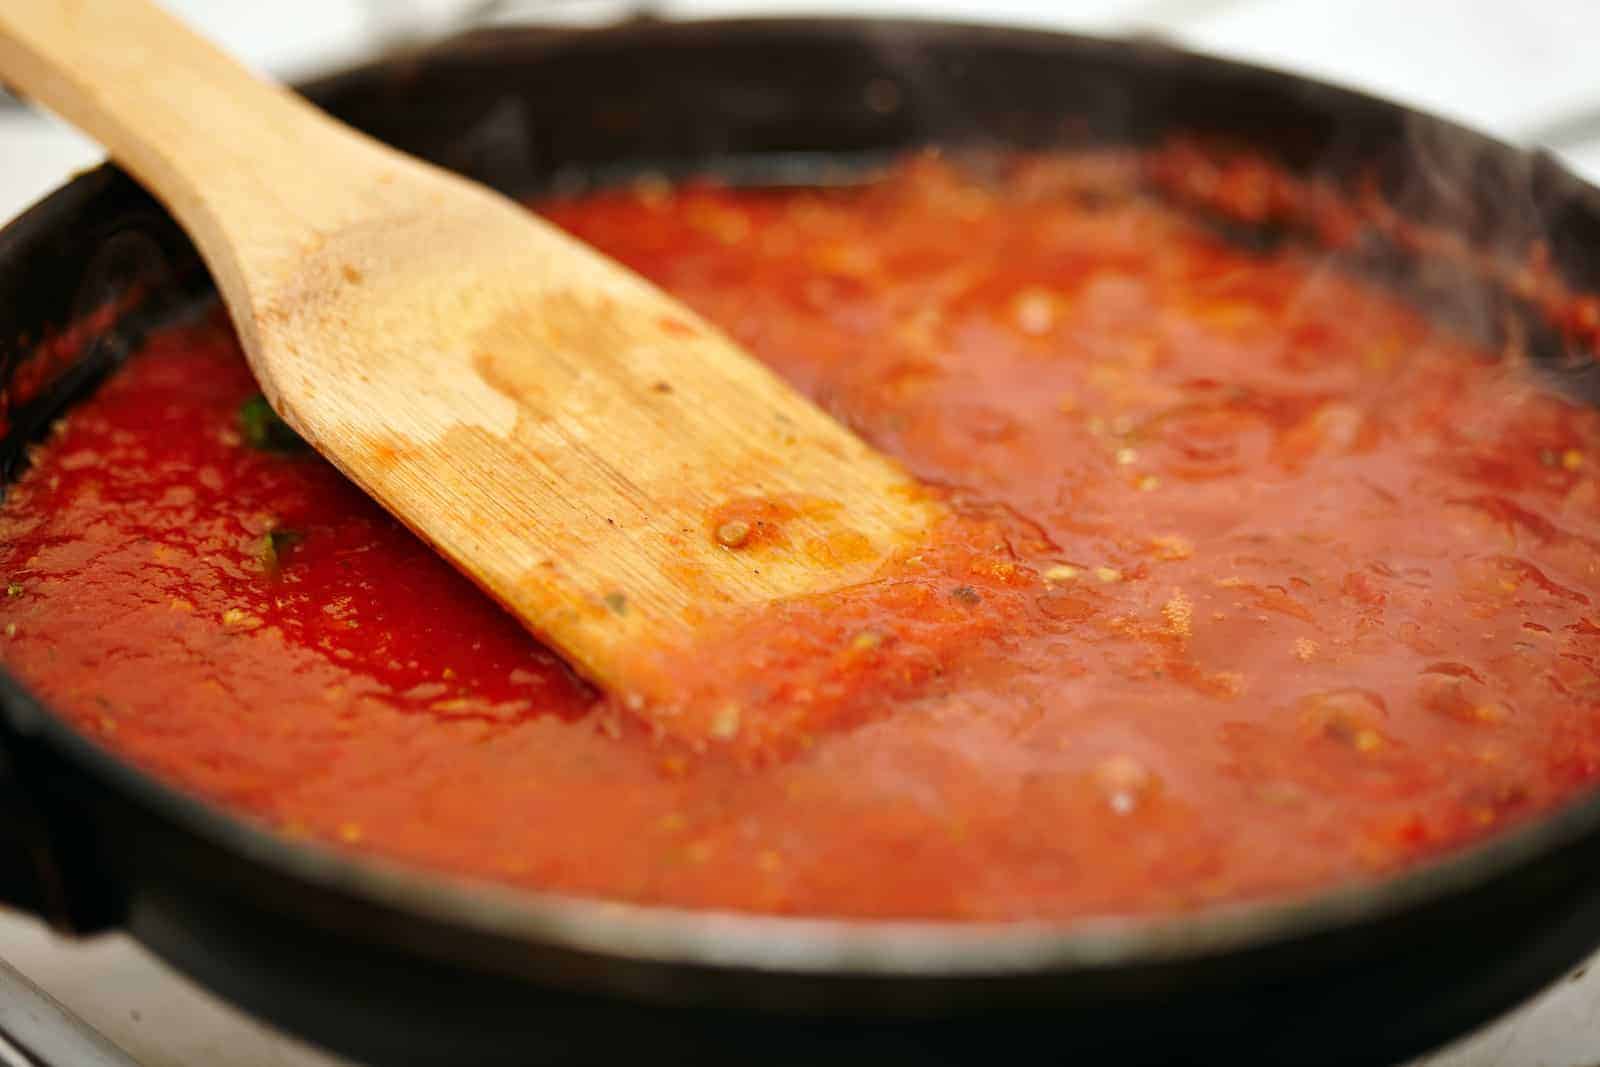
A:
[5,152,1600,920]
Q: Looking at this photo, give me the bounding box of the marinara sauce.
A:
[5,153,1600,920]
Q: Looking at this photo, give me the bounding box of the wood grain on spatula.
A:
[0,0,938,714]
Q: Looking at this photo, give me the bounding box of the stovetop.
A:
[1,907,1598,1067]
[6,1,1600,1064]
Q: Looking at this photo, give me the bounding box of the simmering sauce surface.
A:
[5,154,1600,919]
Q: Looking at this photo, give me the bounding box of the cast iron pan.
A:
[4,17,1600,1067]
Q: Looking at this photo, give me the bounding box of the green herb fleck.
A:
[238,394,307,453]
[949,585,981,605]
[258,528,304,576]
[603,592,628,616]
[4,582,22,598]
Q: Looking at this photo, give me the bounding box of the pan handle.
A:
[0,711,121,934]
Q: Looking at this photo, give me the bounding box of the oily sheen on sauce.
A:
[4,153,1600,920]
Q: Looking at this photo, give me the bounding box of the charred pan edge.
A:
[3,15,1600,989]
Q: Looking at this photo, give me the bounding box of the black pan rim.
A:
[4,13,1600,981]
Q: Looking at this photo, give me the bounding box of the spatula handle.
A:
[0,0,386,295]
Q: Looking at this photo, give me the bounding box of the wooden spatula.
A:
[0,0,935,702]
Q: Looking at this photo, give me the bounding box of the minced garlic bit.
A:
[1136,475,1162,492]
[1162,590,1193,637]
[715,519,752,548]
[710,703,742,740]
[1043,564,1079,583]
[1093,754,1156,815]
[1293,637,1319,662]
[1150,535,1193,561]
[1094,566,1122,583]
[1013,287,1057,335]
[3,623,15,639]
[850,629,884,651]
[4,582,21,598]
[1473,702,1510,724]
[1115,447,1139,466]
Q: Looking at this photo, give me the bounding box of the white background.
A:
[4,2,1600,1064]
